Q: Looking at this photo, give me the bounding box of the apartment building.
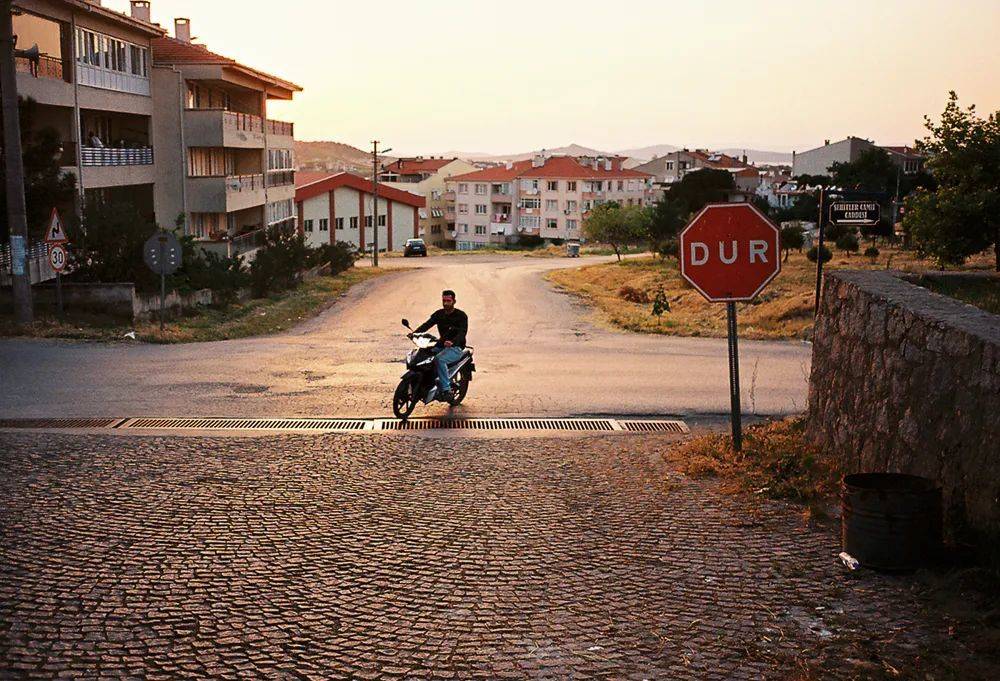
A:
[150,16,301,261]
[295,172,425,252]
[378,156,477,248]
[444,155,651,250]
[11,0,164,226]
[792,137,924,177]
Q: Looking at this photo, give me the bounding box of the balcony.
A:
[187,173,267,213]
[268,170,295,187]
[491,192,513,203]
[76,62,150,96]
[266,119,294,145]
[16,55,70,82]
[80,146,153,167]
[442,190,456,201]
[184,109,266,149]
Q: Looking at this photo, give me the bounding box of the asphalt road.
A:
[0,254,811,419]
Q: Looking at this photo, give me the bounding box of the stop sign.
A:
[679,203,781,302]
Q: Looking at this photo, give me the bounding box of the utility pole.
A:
[1,0,33,324]
[371,140,380,267]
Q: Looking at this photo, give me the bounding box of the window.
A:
[267,199,294,225]
[566,200,578,212]
[618,181,625,191]
[545,199,558,211]
[319,218,329,232]
[459,223,469,233]
[350,216,359,229]
[665,161,674,170]
[268,148,294,171]
[521,198,540,210]
[546,218,558,230]
[475,204,487,215]
[304,219,314,233]
[431,225,442,234]
[431,190,441,200]
[458,183,469,193]
[75,28,148,77]
[365,215,373,227]
[567,219,578,230]
[567,181,577,192]
[335,217,344,230]
[189,212,225,239]
[474,183,487,195]
[679,161,690,170]
[458,203,469,214]
[187,148,232,176]
[475,225,486,235]
[378,215,386,227]
[547,181,559,191]
[519,215,541,228]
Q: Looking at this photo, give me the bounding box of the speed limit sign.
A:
[48,243,68,272]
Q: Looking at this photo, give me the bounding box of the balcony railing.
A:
[491,192,513,202]
[491,214,511,223]
[224,111,264,134]
[227,173,265,193]
[266,119,294,137]
[267,170,295,187]
[229,228,266,255]
[81,146,153,167]
[16,55,70,82]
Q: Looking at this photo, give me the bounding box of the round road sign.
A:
[143,230,183,276]
[679,203,781,302]
[48,243,68,273]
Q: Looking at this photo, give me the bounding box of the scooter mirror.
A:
[402,319,410,328]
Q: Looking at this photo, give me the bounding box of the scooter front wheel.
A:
[392,379,418,419]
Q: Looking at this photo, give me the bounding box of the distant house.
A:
[634,149,760,202]
[295,172,425,252]
[792,137,924,177]
[378,157,478,248]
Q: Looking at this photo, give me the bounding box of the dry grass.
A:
[547,246,996,340]
[668,417,839,508]
[0,268,384,344]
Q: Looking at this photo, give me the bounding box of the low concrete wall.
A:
[2,283,233,321]
[808,270,1000,545]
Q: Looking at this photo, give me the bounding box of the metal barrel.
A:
[841,473,942,571]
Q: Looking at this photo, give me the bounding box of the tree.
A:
[582,202,648,261]
[835,232,860,255]
[68,198,160,292]
[666,168,735,215]
[807,245,832,263]
[779,225,805,262]
[0,97,77,242]
[646,200,684,254]
[907,92,1000,270]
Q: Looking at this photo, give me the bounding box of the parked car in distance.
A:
[404,238,428,257]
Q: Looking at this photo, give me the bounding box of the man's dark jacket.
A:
[416,308,468,347]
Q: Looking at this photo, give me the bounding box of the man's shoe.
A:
[443,389,457,404]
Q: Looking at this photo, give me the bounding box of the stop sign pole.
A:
[680,203,782,452]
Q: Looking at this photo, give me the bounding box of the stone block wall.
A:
[808,270,1000,544]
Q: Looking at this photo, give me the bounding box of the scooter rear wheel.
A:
[451,372,471,406]
[392,379,418,419]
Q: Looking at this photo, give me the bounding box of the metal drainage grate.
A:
[122,418,369,431]
[0,418,120,429]
[379,418,617,432]
[618,420,689,434]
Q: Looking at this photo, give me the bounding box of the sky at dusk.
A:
[105,0,1000,155]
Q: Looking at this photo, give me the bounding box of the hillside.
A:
[295,141,393,176]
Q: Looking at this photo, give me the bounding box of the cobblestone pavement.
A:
[0,432,971,679]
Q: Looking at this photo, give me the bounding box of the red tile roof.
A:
[296,172,426,207]
[151,37,301,94]
[382,158,455,175]
[447,156,651,183]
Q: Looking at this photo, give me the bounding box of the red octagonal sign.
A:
[680,203,781,302]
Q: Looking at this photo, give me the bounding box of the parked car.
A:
[404,238,428,257]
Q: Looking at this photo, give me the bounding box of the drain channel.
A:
[1,417,688,434]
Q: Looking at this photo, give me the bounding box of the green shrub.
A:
[250,228,311,298]
[658,238,679,259]
[806,245,833,263]
[312,241,359,276]
[835,233,860,254]
[864,246,880,262]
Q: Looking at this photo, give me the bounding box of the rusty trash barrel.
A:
[841,473,942,571]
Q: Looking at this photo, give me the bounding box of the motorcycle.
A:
[392,318,476,419]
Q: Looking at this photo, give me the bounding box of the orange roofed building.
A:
[295,173,425,253]
[443,154,651,249]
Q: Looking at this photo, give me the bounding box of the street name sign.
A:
[48,243,67,272]
[830,201,879,226]
[44,207,68,244]
[679,203,782,452]
[680,203,781,302]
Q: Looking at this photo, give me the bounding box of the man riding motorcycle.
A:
[409,289,468,404]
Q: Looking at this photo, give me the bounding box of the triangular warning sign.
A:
[44,207,68,244]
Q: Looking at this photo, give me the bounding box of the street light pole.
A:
[1,0,34,324]
[371,140,379,267]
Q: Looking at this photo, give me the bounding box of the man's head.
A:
[441,289,456,312]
